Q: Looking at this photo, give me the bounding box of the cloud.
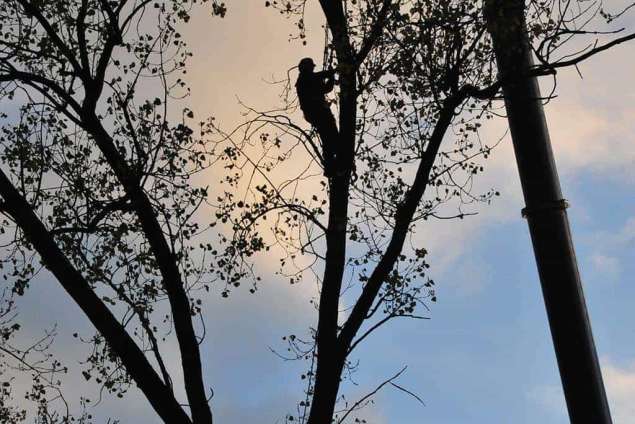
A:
[590,254,621,280]
[546,100,635,179]
[585,216,635,252]
[581,215,635,281]
[541,51,635,182]
[602,358,635,424]
[529,357,635,423]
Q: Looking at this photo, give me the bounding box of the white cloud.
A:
[541,54,635,182]
[602,358,635,424]
[547,101,635,179]
[590,254,622,280]
[582,215,635,281]
[586,216,635,250]
[529,357,635,423]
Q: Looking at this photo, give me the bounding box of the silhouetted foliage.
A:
[0,0,633,423]
[0,1,226,423]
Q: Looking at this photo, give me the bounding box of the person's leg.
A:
[314,108,339,176]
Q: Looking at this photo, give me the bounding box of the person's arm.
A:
[314,69,336,79]
[318,69,336,93]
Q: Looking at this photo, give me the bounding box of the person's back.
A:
[295,57,339,176]
[296,72,325,114]
[295,58,335,124]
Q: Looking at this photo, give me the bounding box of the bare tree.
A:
[0,0,227,422]
[216,1,634,422]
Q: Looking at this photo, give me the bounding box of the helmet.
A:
[298,57,315,73]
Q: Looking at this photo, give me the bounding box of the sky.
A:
[4,2,635,424]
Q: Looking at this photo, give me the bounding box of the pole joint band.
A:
[521,199,569,219]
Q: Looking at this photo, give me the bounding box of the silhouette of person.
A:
[295,57,339,176]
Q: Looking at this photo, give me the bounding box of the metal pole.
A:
[483,1,612,422]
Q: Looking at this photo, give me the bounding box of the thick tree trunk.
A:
[307,3,358,423]
[308,4,463,422]
[306,352,346,423]
[307,167,351,423]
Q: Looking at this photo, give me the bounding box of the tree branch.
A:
[355,0,393,65]
[0,70,83,117]
[538,32,635,69]
[337,95,461,352]
[83,114,213,424]
[76,0,91,74]
[336,366,409,424]
[0,168,191,424]
[16,0,89,81]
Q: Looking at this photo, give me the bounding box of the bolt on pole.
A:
[483,1,612,422]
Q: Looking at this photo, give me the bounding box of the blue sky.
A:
[5,2,635,423]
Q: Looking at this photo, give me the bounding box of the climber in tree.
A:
[295,57,339,177]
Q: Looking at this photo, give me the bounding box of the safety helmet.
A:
[298,57,315,73]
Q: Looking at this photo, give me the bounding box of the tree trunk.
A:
[307,353,345,423]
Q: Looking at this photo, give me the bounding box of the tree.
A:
[1,0,633,423]
[216,0,634,422]
[0,1,226,422]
